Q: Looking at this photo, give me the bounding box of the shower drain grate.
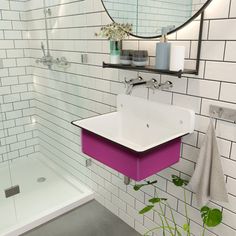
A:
[5,185,20,198]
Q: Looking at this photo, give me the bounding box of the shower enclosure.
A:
[0,1,93,235]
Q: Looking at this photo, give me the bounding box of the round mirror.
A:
[101,0,212,38]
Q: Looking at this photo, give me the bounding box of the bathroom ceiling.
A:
[101,0,213,38]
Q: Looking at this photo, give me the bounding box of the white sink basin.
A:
[72,95,195,152]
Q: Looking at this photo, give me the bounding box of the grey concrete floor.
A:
[22,200,141,236]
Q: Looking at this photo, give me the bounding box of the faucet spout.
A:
[125,76,146,95]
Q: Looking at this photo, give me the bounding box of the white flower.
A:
[95,23,133,41]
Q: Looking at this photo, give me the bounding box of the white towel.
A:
[188,120,228,206]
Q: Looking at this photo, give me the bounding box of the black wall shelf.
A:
[103,62,197,78]
[102,12,205,79]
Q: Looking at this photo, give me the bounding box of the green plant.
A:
[133,175,223,236]
[201,206,222,235]
[95,22,132,41]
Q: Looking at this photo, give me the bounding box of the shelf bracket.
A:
[195,11,205,75]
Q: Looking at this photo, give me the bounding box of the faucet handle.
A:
[124,77,130,85]
[161,81,173,90]
[123,76,143,87]
[146,78,158,92]
[132,76,144,84]
[124,76,144,84]
[41,42,46,56]
[123,77,129,88]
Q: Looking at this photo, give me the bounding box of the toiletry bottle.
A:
[155,26,175,70]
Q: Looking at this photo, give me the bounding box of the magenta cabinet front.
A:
[81,129,181,181]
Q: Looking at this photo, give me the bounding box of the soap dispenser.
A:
[155,26,175,70]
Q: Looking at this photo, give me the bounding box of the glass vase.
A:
[110,40,121,64]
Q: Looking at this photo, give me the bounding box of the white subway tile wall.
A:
[0,0,38,163]
[0,0,236,235]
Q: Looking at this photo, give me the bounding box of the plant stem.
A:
[183,188,191,236]
[166,202,180,236]
[154,208,182,236]
[153,210,177,236]
[144,226,177,236]
[153,187,166,235]
[159,203,175,236]
[202,225,206,236]
[153,185,174,236]
[157,211,166,236]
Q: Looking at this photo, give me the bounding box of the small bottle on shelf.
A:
[155,25,175,70]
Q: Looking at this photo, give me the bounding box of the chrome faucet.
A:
[124,76,146,95]
[124,77,173,95]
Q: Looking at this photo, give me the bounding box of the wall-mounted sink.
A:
[72,95,195,181]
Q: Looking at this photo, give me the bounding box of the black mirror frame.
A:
[101,0,213,39]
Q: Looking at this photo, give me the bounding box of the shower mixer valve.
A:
[36,42,71,69]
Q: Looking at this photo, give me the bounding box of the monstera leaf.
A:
[172,175,189,187]
[139,205,154,214]
[149,198,167,204]
[201,206,222,227]
[133,184,146,191]
[133,180,158,191]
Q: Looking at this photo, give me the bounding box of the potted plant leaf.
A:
[133,175,223,236]
[95,22,132,64]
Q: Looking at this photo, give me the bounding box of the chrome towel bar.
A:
[210,105,236,123]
